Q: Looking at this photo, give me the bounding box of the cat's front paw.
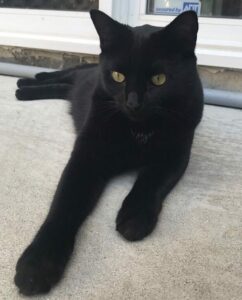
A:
[116,203,158,241]
[14,243,69,296]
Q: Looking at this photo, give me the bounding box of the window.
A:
[199,0,242,18]
[147,0,242,18]
[0,0,99,11]
[128,0,242,69]
[0,0,241,69]
[0,0,111,54]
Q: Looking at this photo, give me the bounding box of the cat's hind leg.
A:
[17,74,74,89]
[17,68,80,89]
[17,78,50,88]
[35,66,79,81]
[16,83,72,100]
[17,63,97,89]
[35,63,97,81]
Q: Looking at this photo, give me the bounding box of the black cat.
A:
[14,10,203,296]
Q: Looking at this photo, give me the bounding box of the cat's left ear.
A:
[90,9,132,52]
[164,10,199,54]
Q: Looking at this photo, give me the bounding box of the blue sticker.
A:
[183,2,200,13]
[155,7,182,14]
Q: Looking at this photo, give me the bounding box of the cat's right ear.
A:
[90,10,132,52]
[164,11,198,55]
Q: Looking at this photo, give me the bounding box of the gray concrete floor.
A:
[0,75,241,300]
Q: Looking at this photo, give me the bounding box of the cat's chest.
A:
[130,129,156,145]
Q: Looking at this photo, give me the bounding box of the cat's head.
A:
[90,10,202,123]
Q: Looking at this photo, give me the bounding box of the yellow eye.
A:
[111,71,125,83]
[151,73,166,86]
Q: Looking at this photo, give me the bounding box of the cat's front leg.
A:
[116,147,191,241]
[14,137,109,296]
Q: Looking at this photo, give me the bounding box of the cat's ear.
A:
[164,10,198,54]
[90,10,132,52]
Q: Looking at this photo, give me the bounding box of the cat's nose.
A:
[126,92,140,111]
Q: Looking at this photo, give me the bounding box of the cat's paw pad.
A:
[116,208,157,241]
[14,245,66,296]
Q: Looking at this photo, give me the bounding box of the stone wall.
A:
[0,46,242,92]
[0,46,98,69]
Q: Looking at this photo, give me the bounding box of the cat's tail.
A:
[16,63,97,101]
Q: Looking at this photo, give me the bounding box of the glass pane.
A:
[0,0,98,11]
[147,0,242,18]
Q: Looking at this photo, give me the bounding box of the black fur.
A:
[14,10,203,295]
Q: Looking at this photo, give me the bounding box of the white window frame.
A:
[0,1,112,54]
[124,0,242,69]
[0,0,241,70]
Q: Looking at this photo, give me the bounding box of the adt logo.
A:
[183,2,200,14]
